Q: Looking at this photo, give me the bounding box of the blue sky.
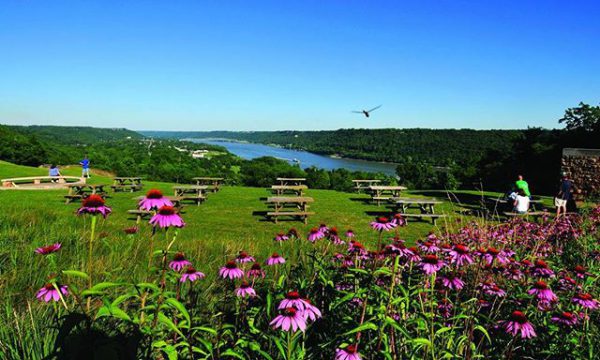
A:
[1,1,599,131]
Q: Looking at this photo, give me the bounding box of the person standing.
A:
[80,155,91,178]
[555,174,573,218]
[515,175,531,197]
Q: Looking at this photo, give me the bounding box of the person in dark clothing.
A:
[555,174,574,217]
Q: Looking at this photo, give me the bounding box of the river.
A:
[188,139,398,175]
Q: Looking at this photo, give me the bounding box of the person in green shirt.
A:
[515,175,531,197]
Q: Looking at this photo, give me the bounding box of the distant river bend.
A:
[188,138,398,176]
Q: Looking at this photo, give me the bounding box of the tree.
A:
[559,102,600,132]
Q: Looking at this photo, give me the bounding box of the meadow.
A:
[0,160,598,359]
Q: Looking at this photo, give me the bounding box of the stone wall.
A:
[561,148,600,199]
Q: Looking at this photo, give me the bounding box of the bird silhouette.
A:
[352,105,382,118]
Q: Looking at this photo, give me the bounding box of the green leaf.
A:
[344,322,378,335]
[474,325,491,344]
[221,349,245,359]
[165,298,191,326]
[158,312,184,337]
[61,270,89,280]
[95,304,131,322]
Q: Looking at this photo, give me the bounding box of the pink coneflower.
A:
[483,247,508,265]
[236,281,256,298]
[270,307,307,332]
[335,344,361,360]
[551,311,579,326]
[557,276,578,291]
[504,266,524,281]
[302,298,322,322]
[437,299,453,318]
[169,252,192,271]
[35,243,61,255]
[36,283,68,302]
[278,291,309,311]
[219,261,244,280]
[123,226,138,235]
[528,281,557,302]
[448,244,473,266]
[532,259,554,278]
[149,206,185,228]
[247,263,265,278]
[440,273,465,290]
[236,251,255,263]
[318,223,329,233]
[266,253,286,266]
[573,265,589,279]
[77,195,111,217]
[392,213,406,227]
[370,217,396,231]
[327,227,345,245]
[307,227,324,242]
[418,240,440,253]
[180,266,205,282]
[348,240,368,256]
[138,189,173,211]
[287,228,299,239]
[407,246,422,262]
[572,293,599,309]
[420,254,445,274]
[482,282,507,297]
[345,229,355,238]
[501,311,536,339]
[274,232,289,242]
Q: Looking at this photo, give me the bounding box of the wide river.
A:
[188,139,398,175]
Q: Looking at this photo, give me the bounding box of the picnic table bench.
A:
[2,176,83,189]
[173,185,208,206]
[111,177,143,192]
[64,183,108,204]
[192,177,224,192]
[352,179,381,192]
[271,185,308,196]
[265,196,315,224]
[369,185,407,206]
[276,177,307,186]
[391,197,445,225]
[503,211,550,222]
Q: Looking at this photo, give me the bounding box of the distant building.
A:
[192,150,209,159]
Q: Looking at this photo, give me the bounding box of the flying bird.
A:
[352,105,382,118]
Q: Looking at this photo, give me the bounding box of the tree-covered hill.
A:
[7,125,142,145]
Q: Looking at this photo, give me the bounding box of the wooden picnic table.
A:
[276,177,307,186]
[391,197,445,224]
[192,177,224,192]
[265,196,315,224]
[173,185,208,197]
[64,183,108,203]
[369,185,407,205]
[112,177,143,192]
[271,185,308,196]
[352,179,381,192]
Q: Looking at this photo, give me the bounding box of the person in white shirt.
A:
[513,189,530,214]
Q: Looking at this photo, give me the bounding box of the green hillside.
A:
[8,125,142,145]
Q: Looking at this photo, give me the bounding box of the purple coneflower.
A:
[418,240,440,253]
[572,293,599,309]
[406,246,422,263]
[528,280,557,302]
[573,265,589,279]
[335,344,361,360]
[77,194,111,217]
[318,223,329,233]
[551,311,579,326]
[370,217,396,231]
[247,262,265,278]
[483,247,508,265]
[35,243,61,255]
[123,226,138,235]
[348,241,368,257]
[440,273,465,290]
[169,252,192,271]
[278,291,309,311]
[180,266,205,282]
[236,281,256,298]
[236,251,255,263]
[327,227,345,245]
[307,227,324,242]
[437,299,453,318]
[448,244,473,266]
[274,232,289,242]
[138,189,173,211]
[482,282,507,297]
[287,228,299,239]
[392,213,406,227]
[420,254,445,275]
[501,311,536,339]
[270,307,307,332]
[149,206,185,228]
[266,253,286,266]
[36,283,68,302]
[532,259,554,278]
[219,261,244,280]
[302,298,322,322]
[345,229,355,238]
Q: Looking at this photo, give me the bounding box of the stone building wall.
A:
[561,148,600,199]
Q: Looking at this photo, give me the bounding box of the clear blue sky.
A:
[1,1,598,131]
